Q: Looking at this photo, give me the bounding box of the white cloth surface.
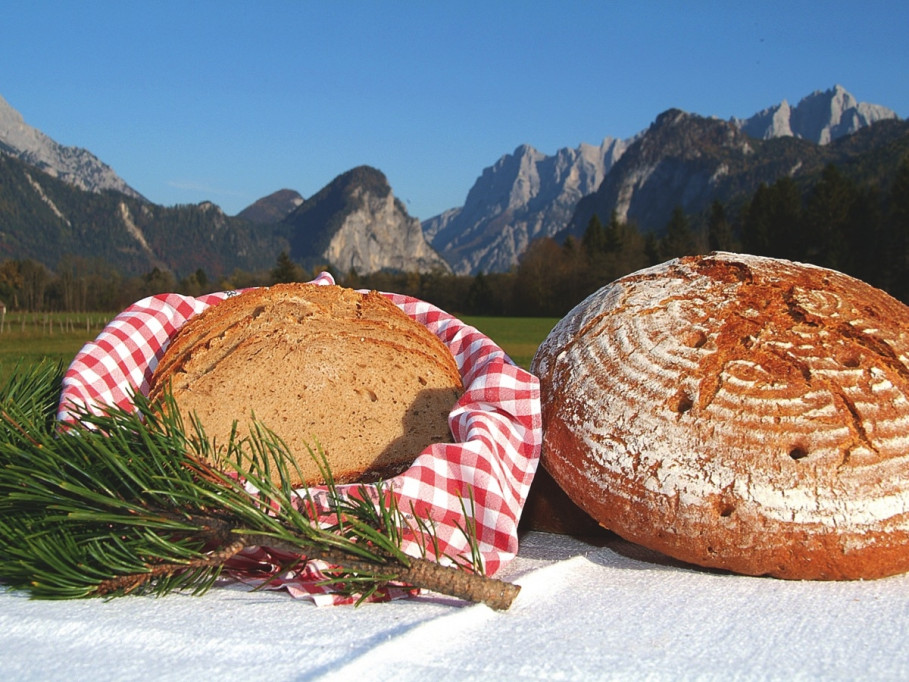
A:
[2,531,907,681]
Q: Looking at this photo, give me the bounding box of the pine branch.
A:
[0,361,521,610]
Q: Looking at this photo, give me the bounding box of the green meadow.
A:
[0,312,558,387]
[460,316,559,370]
[0,312,115,385]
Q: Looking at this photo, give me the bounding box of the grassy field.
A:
[0,312,558,387]
[0,312,116,385]
[460,316,559,369]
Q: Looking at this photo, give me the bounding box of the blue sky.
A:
[2,1,906,220]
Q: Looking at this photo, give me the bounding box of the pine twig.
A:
[0,361,523,610]
[96,539,248,596]
[231,533,521,611]
[106,508,522,610]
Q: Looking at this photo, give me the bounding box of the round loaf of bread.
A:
[532,252,909,579]
[149,283,463,487]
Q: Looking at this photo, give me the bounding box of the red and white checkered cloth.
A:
[58,273,542,605]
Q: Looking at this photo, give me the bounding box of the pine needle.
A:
[0,361,520,609]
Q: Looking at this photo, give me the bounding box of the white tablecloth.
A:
[2,530,907,681]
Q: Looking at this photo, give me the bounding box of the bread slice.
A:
[149,283,463,486]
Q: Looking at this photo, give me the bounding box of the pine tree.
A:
[804,164,857,270]
[707,200,734,251]
[847,185,882,288]
[741,178,802,260]
[271,251,301,283]
[644,232,661,266]
[886,157,909,300]
[581,214,607,254]
[603,210,624,253]
[660,207,697,260]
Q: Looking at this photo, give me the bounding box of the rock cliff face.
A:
[569,110,757,235]
[423,138,626,274]
[567,108,909,241]
[0,94,144,200]
[428,85,899,272]
[284,166,449,275]
[735,84,898,144]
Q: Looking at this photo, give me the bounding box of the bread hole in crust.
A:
[718,502,735,518]
[712,488,736,518]
[683,330,708,349]
[837,349,862,368]
[788,445,809,461]
[354,387,378,402]
[668,389,694,415]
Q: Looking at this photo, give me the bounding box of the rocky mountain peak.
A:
[653,108,690,127]
[284,166,449,275]
[569,111,755,232]
[423,137,627,274]
[637,109,750,160]
[236,188,304,223]
[0,94,144,200]
[735,84,898,144]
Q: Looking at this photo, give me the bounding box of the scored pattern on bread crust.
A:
[533,252,909,580]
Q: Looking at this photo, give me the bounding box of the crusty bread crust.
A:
[149,283,463,486]
[533,252,909,579]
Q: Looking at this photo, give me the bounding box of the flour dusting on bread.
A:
[533,252,909,580]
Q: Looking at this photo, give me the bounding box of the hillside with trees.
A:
[1,153,906,318]
[349,153,909,317]
[0,152,287,279]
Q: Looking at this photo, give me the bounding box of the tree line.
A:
[1,158,907,318]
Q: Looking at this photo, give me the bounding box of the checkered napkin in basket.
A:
[57,273,542,605]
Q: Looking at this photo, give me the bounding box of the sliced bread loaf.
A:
[149,283,463,486]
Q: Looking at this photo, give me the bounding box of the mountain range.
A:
[423,84,901,274]
[0,85,903,279]
[422,138,627,274]
[567,108,909,243]
[0,99,441,278]
[734,84,897,144]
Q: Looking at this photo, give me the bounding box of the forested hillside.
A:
[351,154,909,317]
[2,154,907,317]
[0,153,288,279]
